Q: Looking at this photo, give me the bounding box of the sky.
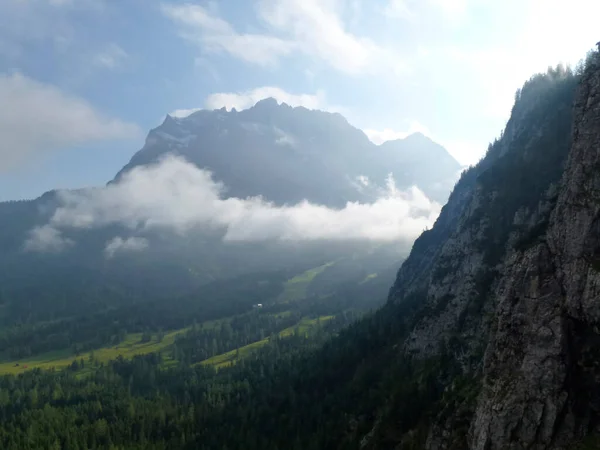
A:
[1,0,599,202]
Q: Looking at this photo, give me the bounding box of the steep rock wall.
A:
[471,55,600,450]
[385,58,600,449]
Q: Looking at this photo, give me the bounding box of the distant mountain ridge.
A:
[115,98,461,206]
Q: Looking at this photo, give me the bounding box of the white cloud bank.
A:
[0,73,140,171]
[25,155,441,252]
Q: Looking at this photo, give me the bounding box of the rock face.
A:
[386,57,600,448]
[471,56,600,450]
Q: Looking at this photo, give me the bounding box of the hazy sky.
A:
[0,0,598,201]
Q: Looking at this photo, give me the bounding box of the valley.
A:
[0,258,390,376]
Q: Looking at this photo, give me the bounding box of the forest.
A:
[0,253,398,449]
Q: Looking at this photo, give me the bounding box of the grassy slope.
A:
[277,262,335,303]
[0,263,341,375]
[201,315,334,369]
[360,273,378,284]
[0,328,188,375]
[0,315,334,375]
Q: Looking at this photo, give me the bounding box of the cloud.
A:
[29,155,441,251]
[160,3,295,67]
[0,73,141,171]
[384,0,469,22]
[274,128,297,148]
[356,175,369,187]
[162,1,405,76]
[170,108,203,119]
[104,236,149,258]
[205,87,328,111]
[170,87,346,118]
[364,121,432,145]
[384,0,416,20]
[24,225,74,253]
[257,0,404,75]
[93,43,128,69]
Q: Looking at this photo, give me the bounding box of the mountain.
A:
[0,101,456,326]
[116,99,461,206]
[378,132,464,203]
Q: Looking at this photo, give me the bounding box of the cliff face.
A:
[386,56,600,449]
[471,56,600,450]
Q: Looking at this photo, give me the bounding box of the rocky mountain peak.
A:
[252,97,280,110]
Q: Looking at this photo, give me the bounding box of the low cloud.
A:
[274,128,297,148]
[24,225,74,253]
[26,155,441,252]
[104,236,149,258]
[0,73,140,171]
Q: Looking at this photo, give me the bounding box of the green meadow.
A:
[0,315,334,375]
[277,262,335,302]
[201,315,334,369]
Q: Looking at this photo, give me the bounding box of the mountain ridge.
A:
[115,97,461,207]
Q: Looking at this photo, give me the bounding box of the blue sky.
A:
[0,0,598,201]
